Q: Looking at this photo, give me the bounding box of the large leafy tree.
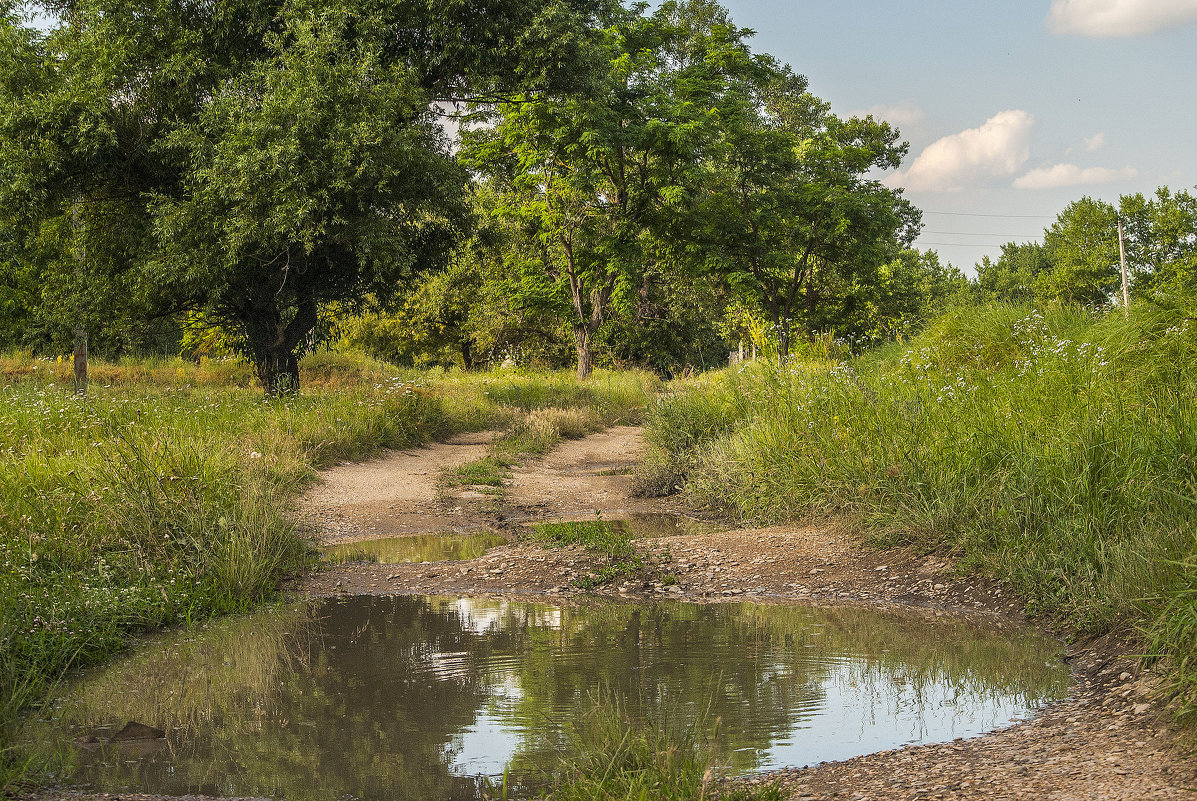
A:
[1040,196,1120,307]
[1,0,611,393]
[695,65,921,362]
[462,0,762,378]
[1118,186,1197,294]
[975,241,1053,305]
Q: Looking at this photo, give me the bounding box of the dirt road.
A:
[297,425,1196,801]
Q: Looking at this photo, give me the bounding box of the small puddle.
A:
[25,596,1069,801]
[321,531,506,564]
[525,513,728,539]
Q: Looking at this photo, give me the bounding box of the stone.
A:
[112,721,166,741]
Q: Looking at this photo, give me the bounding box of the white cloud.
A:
[887,110,1034,193]
[1047,0,1197,37]
[853,102,925,129]
[1083,132,1107,152]
[1013,163,1138,189]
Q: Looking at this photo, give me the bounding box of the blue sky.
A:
[716,0,1197,272]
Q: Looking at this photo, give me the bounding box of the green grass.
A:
[525,520,647,588]
[0,355,658,789]
[639,301,1197,725]
[537,694,782,801]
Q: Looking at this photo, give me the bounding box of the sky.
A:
[713,0,1197,272]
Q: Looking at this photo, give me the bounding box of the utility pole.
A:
[1117,215,1130,317]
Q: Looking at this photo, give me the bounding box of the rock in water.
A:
[111,721,166,741]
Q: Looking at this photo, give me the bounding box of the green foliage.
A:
[525,518,646,588]
[1041,196,1121,305]
[642,302,1197,724]
[975,185,1197,310]
[1,0,612,394]
[692,59,921,361]
[975,242,1053,305]
[1121,186,1197,293]
[461,0,767,378]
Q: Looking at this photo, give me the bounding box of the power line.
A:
[916,241,1025,247]
[921,210,1055,219]
[923,230,1043,237]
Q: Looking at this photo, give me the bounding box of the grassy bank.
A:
[638,302,1197,723]
[0,352,656,786]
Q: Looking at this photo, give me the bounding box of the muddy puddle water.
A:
[322,531,507,564]
[28,597,1069,801]
[524,512,728,538]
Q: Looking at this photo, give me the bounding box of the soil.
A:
[296,430,496,544]
[23,426,1197,801]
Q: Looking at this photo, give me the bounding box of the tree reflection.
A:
[24,596,1069,801]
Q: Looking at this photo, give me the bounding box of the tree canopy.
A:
[0,0,615,392]
[12,1,1187,380]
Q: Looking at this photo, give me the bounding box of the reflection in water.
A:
[321,531,507,564]
[24,597,1069,801]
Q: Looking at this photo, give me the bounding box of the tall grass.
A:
[0,354,658,787]
[640,302,1197,721]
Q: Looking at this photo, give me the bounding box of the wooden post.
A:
[1117,216,1130,317]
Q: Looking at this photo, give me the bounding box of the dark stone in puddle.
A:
[112,721,166,741]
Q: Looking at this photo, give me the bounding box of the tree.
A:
[831,249,968,349]
[1040,196,1120,307]
[1118,186,1197,293]
[975,241,1052,304]
[151,11,471,392]
[2,0,613,393]
[694,65,920,363]
[462,0,763,378]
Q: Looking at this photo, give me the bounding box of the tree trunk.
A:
[777,325,791,366]
[574,324,594,379]
[461,338,474,370]
[240,289,318,396]
[255,349,300,396]
[73,325,88,396]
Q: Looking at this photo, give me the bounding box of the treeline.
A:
[976,188,1197,307]
[0,0,927,389]
[2,2,1194,390]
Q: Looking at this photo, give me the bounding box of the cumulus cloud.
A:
[1083,132,1107,151]
[886,110,1034,193]
[1013,163,1138,189]
[853,102,925,129]
[1047,0,1197,37]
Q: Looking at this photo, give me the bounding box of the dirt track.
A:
[25,427,1194,801]
[297,425,1196,801]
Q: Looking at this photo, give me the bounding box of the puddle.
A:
[25,596,1069,801]
[322,531,507,564]
[526,513,728,539]
[561,461,636,475]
